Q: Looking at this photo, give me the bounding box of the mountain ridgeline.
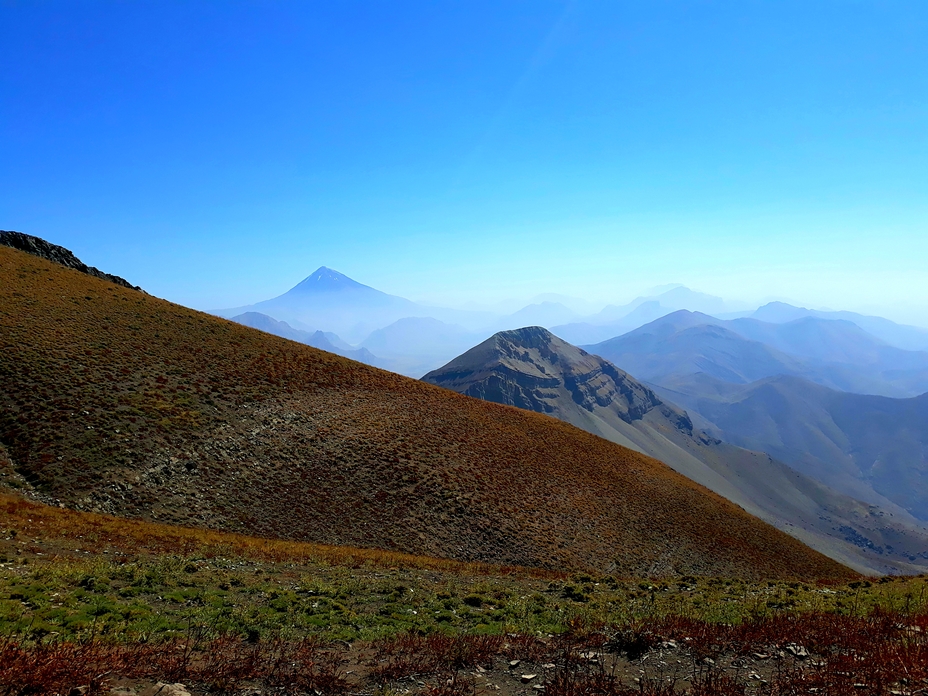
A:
[424,328,928,575]
[0,243,853,580]
[0,230,140,291]
[230,311,387,369]
[584,310,928,398]
[423,326,695,436]
[582,310,928,526]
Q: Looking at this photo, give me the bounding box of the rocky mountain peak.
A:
[494,325,560,349]
[424,326,691,431]
[289,266,372,294]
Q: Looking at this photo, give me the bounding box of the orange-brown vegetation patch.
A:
[0,246,855,580]
[0,491,553,577]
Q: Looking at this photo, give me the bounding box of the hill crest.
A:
[0,230,140,290]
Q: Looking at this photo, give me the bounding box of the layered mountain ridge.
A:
[587,310,928,398]
[230,311,386,368]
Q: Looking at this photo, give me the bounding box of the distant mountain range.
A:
[551,286,743,345]
[230,312,387,368]
[586,310,928,398]
[212,265,928,386]
[423,327,928,574]
[753,302,928,351]
[359,317,484,376]
[575,310,928,524]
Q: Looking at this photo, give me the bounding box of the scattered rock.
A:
[508,659,521,668]
[785,644,809,659]
[521,674,538,683]
[140,684,191,696]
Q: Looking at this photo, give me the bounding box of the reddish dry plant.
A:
[4,611,928,695]
[0,634,347,696]
[369,633,504,682]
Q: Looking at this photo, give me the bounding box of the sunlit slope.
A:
[0,246,853,580]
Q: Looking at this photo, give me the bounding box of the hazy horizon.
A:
[3,2,927,325]
[204,263,928,330]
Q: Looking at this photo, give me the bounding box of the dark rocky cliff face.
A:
[0,231,140,290]
[460,365,561,414]
[424,326,695,432]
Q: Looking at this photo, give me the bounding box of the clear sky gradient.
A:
[2,2,927,323]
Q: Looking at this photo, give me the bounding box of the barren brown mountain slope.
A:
[0,246,853,579]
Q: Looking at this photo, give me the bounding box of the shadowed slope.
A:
[660,373,928,522]
[0,245,853,580]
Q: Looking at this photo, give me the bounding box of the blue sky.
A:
[2,1,927,323]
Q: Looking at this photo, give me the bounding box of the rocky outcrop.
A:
[422,326,691,428]
[0,230,140,290]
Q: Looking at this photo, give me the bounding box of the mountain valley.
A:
[655,373,928,522]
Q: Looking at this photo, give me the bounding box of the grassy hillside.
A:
[0,245,853,580]
[7,490,876,643]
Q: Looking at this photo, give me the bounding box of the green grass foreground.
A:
[4,493,928,694]
[3,545,928,645]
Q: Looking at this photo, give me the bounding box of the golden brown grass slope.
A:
[0,490,555,578]
[0,246,854,580]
